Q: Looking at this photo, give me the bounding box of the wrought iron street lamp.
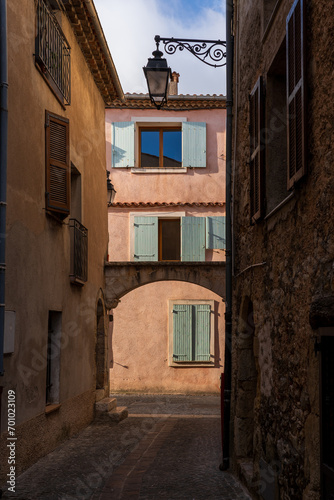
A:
[143,35,226,109]
[143,39,171,110]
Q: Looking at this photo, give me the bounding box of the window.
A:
[249,76,265,222]
[45,111,70,219]
[266,38,288,213]
[159,219,181,261]
[112,121,206,170]
[133,215,225,262]
[249,0,306,221]
[140,127,182,168]
[46,311,61,405]
[169,300,215,366]
[35,0,71,105]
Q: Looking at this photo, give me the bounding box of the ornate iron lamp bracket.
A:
[154,35,226,68]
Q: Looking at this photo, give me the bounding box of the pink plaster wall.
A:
[105,108,226,204]
[108,206,226,262]
[109,281,225,394]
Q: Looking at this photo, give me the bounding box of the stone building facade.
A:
[0,0,123,486]
[230,0,333,498]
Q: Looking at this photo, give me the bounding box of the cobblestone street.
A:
[3,395,252,500]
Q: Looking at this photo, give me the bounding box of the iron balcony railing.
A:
[69,219,88,284]
[35,0,71,104]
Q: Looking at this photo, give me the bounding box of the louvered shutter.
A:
[206,216,226,249]
[286,0,306,189]
[45,111,70,217]
[172,304,192,362]
[194,304,211,361]
[181,217,205,262]
[112,122,135,168]
[182,122,206,168]
[249,76,264,222]
[134,216,158,261]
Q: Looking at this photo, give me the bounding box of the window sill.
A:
[169,361,215,368]
[45,404,61,415]
[131,167,187,174]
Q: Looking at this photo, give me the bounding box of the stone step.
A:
[95,397,117,413]
[108,406,128,423]
[95,389,106,402]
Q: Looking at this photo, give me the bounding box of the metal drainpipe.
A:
[221,0,234,471]
[0,0,8,377]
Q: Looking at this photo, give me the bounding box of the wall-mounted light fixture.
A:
[143,35,226,109]
[107,170,116,205]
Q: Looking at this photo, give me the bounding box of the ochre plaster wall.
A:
[109,281,225,394]
[0,1,108,482]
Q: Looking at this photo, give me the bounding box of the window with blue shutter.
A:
[181,217,205,261]
[112,122,135,168]
[206,216,226,249]
[172,304,211,363]
[172,304,192,362]
[134,216,158,261]
[182,122,206,168]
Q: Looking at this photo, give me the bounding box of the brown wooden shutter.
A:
[45,111,70,217]
[286,0,306,190]
[249,76,264,222]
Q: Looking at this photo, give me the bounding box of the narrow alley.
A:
[3,395,251,500]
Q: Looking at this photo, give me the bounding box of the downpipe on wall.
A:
[220,0,234,471]
[0,0,8,378]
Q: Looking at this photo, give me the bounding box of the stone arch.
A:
[234,296,258,459]
[95,290,108,393]
[105,262,226,309]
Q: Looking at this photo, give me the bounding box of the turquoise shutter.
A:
[194,304,211,361]
[173,304,192,362]
[134,216,158,261]
[112,122,134,168]
[182,122,206,168]
[206,216,226,249]
[181,217,205,262]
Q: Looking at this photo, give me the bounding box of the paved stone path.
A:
[2,395,252,500]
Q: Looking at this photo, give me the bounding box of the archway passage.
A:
[105,261,226,309]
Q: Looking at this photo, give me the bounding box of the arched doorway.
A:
[235,297,258,458]
[95,299,107,391]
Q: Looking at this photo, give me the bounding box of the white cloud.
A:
[93,0,226,96]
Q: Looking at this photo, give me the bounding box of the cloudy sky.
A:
[93,0,226,96]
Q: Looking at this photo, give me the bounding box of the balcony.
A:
[70,219,88,285]
[35,0,71,104]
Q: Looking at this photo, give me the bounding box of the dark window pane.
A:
[163,130,182,167]
[160,219,180,261]
[141,130,159,168]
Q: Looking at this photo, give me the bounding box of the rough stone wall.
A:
[231,0,333,498]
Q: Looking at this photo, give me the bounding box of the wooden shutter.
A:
[172,304,192,362]
[112,122,135,168]
[134,216,158,261]
[249,76,264,222]
[194,304,211,361]
[206,216,226,249]
[182,122,206,168]
[286,0,306,189]
[172,304,211,362]
[181,217,205,262]
[45,111,70,217]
